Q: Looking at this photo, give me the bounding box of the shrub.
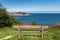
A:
[30,20,38,25]
[0,4,23,28]
[0,4,13,28]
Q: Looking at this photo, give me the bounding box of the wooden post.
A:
[17,27,21,38]
[41,26,44,38]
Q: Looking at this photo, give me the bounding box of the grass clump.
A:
[0,27,17,38]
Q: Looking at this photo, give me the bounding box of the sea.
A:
[14,13,60,26]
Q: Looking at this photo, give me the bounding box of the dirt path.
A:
[0,36,13,40]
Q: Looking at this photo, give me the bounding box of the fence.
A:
[13,25,48,38]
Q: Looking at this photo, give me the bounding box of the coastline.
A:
[9,13,29,16]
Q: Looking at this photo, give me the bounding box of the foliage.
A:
[0,4,13,28]
[0,4,23,28]
[51,24,60,29]
[0,26,60,40]
[9,25,60,40]
[11,17,23,25]
[0,27,17,38]
[30,20,38,25]
[45,25,60,40]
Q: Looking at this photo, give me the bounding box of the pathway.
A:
[0,36,13,40]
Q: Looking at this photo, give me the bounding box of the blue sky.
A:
[0,0,60,12]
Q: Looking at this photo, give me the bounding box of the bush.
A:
[51,24,60,29]
[0,4,13,28]
[11,17,23,25]
[30,20,38,25]
[0,4,23,28]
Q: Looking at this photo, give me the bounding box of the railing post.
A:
[17,26,21,38]
[41,26,44,38]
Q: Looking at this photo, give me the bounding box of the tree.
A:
[0,4,24,28]
[0,4,13,28]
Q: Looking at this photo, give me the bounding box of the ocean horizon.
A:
[13,13,60,26]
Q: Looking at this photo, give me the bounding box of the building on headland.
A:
[8,12,29,16]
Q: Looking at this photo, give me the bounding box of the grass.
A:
[0,27,41,40]
[8,37,41,40]
[0,27,17,38]
[0,27,60,40]
[21,31,41,35]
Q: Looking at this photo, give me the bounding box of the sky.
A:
[0,0,60,12]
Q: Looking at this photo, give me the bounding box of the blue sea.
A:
[14,13,60,26]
